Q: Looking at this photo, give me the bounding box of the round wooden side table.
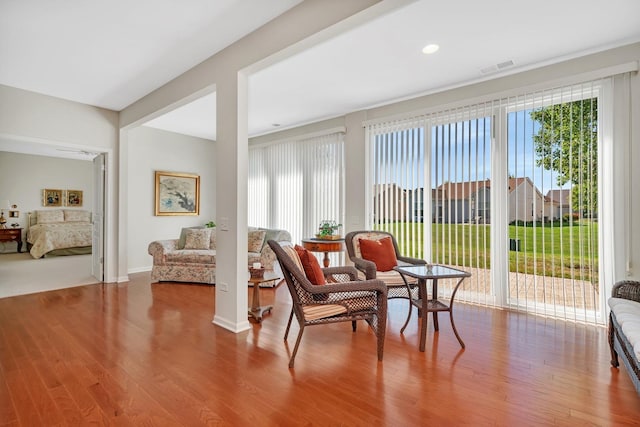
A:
[301,238,345,268]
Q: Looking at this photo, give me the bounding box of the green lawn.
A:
[377,221,598,282]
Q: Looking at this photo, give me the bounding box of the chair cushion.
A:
[359,237,398,271]
[375,269,414,286]
[295,245,326,286]
[303,304,348,321]
[303,292,378,321]
[350,231,391,258]
[609,297,640,360]
[184,228,211,249]
[281,244,304,272]
[165,250,216,264]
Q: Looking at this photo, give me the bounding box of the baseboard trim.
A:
[128,266,152,274]
[212,316,252,333]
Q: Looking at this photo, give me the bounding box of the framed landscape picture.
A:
[43,189,63,207]
[66,189,83,207]
[155,171,200,216]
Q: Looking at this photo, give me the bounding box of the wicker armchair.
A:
[268,240,387,368]
[345,231,426,326]
[608,280,640,394]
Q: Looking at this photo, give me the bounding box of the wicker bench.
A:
[608,280,640,394]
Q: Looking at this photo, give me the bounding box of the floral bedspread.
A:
[27,222,92,258]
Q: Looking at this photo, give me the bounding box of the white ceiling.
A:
[0,0,303,110]
[2,0,640,150]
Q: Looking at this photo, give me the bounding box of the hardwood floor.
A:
[1,272,638,426]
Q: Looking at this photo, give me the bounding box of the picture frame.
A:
[155,171,200,216]
[66,189,83,207]
[43,189,63,207]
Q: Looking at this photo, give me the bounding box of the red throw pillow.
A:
[358,237,398,272]
[294,245,326,286]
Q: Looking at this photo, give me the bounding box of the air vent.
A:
[480,59,515,75]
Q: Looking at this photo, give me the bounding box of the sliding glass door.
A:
[367,80,604,324]
[506,84,600,322]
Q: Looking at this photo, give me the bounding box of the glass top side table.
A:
[394,264,471,351]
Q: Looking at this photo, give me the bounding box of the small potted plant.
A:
[316,220,341,240]
[205,221,216,228]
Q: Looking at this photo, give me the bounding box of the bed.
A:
[26,209,93,258]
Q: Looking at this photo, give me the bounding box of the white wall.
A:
[0,84,119,282]
[0,2,635,328]
[0,85,118,150]
[126,126,216,272]
[118,0,392,332]
[250,42,640,285]
[0,151,92,253]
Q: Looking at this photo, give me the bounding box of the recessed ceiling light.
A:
[422,44,439,54]
[272,123,281,127]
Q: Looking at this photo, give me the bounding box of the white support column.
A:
[491,106,509,307]
[212,70,251,333]
[116,129,129,283]
[604,74,635,294]
[344,111,367,234]
[629,71,640,278]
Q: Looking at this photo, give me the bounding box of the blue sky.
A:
[376,111,571,193]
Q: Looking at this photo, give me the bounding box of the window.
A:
[366,78,611,324]
[248,131,345,264]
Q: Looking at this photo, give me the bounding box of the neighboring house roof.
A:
[507,177,528,192]
[435,179,491,200]
[546,189,571,205]
[544,195,561,206]
[433,177,552,201]
[431,188,444,199]
[507,176,547,199]
[385,179,566,204]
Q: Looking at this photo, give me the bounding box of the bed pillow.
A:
[359,236,398,272]
[37,210,64,224]
[64,209,91,222]
[184,228,212,250]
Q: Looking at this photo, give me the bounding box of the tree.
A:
[530,98,598,216]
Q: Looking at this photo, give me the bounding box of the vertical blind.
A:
[366,78,607,323]
[369,118,426,257]
[506,82,601,322]
[248,131,345,256]
[367,108,495,307]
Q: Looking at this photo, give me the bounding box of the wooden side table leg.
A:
[249,281,263,322]
[323,252,330,268]
[251,282,261,312]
